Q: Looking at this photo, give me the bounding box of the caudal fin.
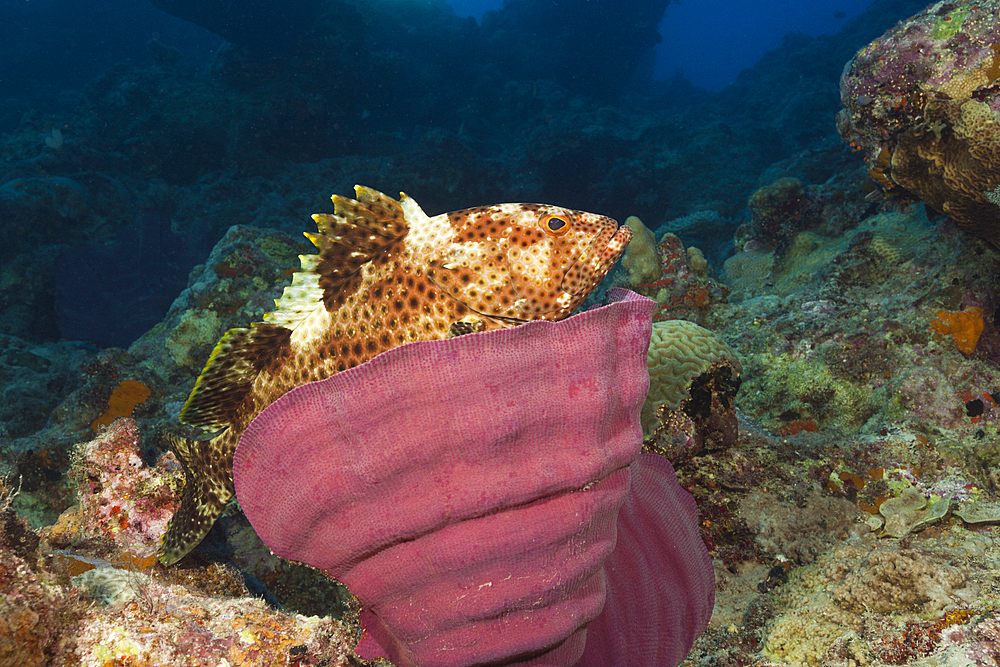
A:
[159,432,236,565]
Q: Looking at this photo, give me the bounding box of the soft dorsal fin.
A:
[179,323,292,431]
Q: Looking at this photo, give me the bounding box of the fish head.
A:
[428,203,632,322]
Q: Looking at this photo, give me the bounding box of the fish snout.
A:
[586,221,632,280]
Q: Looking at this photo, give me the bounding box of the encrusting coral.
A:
[832,547,979,615]
[739,486,859,565]
[877,487,951,538]
[838,0,1000,245]
[722,250,774,295]
[929,306,986,355]
[761,540,984,667]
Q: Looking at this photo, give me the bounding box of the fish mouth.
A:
[576,221,632,292]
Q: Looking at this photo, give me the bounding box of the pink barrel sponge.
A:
[234,289,714,667]
[579,453,715,667]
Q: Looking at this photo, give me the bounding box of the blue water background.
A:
[450,0,874,91]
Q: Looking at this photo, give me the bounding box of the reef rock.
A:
[837,0,1000,245]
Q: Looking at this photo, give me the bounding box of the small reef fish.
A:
[159,186,632,564]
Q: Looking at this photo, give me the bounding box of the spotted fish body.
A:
[159,186,632,565]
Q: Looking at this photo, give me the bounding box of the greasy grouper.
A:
[159,186,632,565]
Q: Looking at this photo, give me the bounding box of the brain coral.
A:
[642,318,741,435]
[837,0,1000,245]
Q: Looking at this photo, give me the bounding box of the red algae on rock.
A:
[0,477,86,667]
[57,418,181,561]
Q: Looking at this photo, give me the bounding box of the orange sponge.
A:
[929,307,985,354]
[91,380,151,432]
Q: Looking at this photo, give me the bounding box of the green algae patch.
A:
[930,5,971,41]
[955,500,1000,524]
[740,351,882,433]
[880,488,952,537]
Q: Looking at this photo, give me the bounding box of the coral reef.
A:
[68,584,355,667]
[621,230,730,323]
[7,0,1000,665]
[722,249,775,296]
[833,545,979,615]
[672,189,1000,667]
[642,319,742,436]
[838,0,1000,245]
[762,538,984,666]
[734,171,871,254]
[878,487,952,537]
[3,419,362,666]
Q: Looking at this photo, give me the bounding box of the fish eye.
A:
[541,214,569,235]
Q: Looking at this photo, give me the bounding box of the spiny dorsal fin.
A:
[181,187,408,431]
[179,323,292,431]
[304,186,410,312]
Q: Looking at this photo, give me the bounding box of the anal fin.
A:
[158,432,236,565]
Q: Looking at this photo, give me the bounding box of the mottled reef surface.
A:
[5,0,1000,664]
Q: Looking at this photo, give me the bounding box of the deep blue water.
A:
[0,0,877,119]
[450,0,875,91]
